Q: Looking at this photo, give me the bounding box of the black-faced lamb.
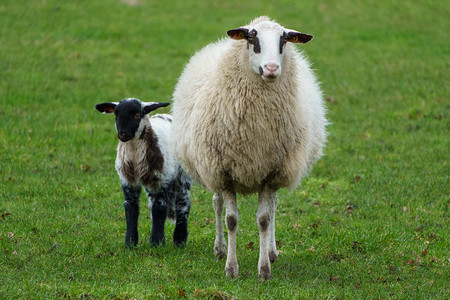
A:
[171,16,327,279]
[95,98,191,247]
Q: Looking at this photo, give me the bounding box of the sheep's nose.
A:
[261,62,281,81]
[264,63,279,73]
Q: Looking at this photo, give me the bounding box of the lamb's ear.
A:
[285,31,313,43]
[227,28,249,40]
[142,102,170,115]
[95,102,118,114]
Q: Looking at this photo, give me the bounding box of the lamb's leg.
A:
[147,189,168,246]
[213,193,227,258]
[122,185,141,248]
[223,190,239,278]
[268,192,278,263]
[173,174,191,246]
[257,187,277,279]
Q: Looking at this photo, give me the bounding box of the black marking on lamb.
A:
[120,158,136,185]
[148,192,168,246]
[115,99,143,142]
[141,127,164,185]
[119,126,164,187]
[173,171,191,245]
[122,185,141,247]
[117,127,164,187]
[145,168,192,246]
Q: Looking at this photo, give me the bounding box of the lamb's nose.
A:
[118,132,128,140]
[264,63,279,73]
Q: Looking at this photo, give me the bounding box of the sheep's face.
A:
[95,98,170,142]
[227,21,313,82]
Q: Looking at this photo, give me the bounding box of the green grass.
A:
[1,0,448,298]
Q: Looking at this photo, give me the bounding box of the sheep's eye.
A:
[134,113,140,119]
[247,29,257,44]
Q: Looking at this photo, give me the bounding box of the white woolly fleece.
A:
[171,17,327,194]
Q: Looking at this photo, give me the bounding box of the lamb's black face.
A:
[95,98,170,142]
[114,99,143,142]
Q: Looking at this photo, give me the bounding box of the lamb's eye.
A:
[134,113,140,119]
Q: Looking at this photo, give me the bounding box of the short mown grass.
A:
[0,0,448,298]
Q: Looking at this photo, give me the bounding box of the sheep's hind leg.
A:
[122,185,141,248]
[268,192,278,263]
[146,189,168,246]
[213,193,227,258]
[257,187,277,280]
[173,173,191,246]
[224,190,239,278]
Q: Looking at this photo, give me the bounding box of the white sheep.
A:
[95,98,191,247]
[171,16,327,279]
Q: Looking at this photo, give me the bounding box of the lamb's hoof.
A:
[124,239,138,249]
[150,237,165,247]
[225,266,239,279]
[173,232,188,247]
[174,239,187,248]
[258,265,272,280]
[269,250,278,263]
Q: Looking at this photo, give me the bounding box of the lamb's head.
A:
[227,17,313,82]
[95,98,170,142]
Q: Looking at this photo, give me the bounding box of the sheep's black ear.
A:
[285,31,313,44]
[142,102,170,115]
[227,28,249,40]
[95,102,118,114]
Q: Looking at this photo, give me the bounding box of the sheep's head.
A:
[227,18,313,82]
[95,98,170,142]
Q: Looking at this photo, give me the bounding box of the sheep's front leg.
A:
[122,185,141,248]
[257,187,277,279]
[223,190,239,278]
[173,175,191,246]
[147,189,168,246]
[213,193,227,258]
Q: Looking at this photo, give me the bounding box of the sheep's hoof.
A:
[214,246,227,259]
[258,265,272,280]
[215,249,226,259]
[225,266,239,279]
[214,238,227,259]
[269,250,278,263]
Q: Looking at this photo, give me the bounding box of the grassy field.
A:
[1,0,448,298]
